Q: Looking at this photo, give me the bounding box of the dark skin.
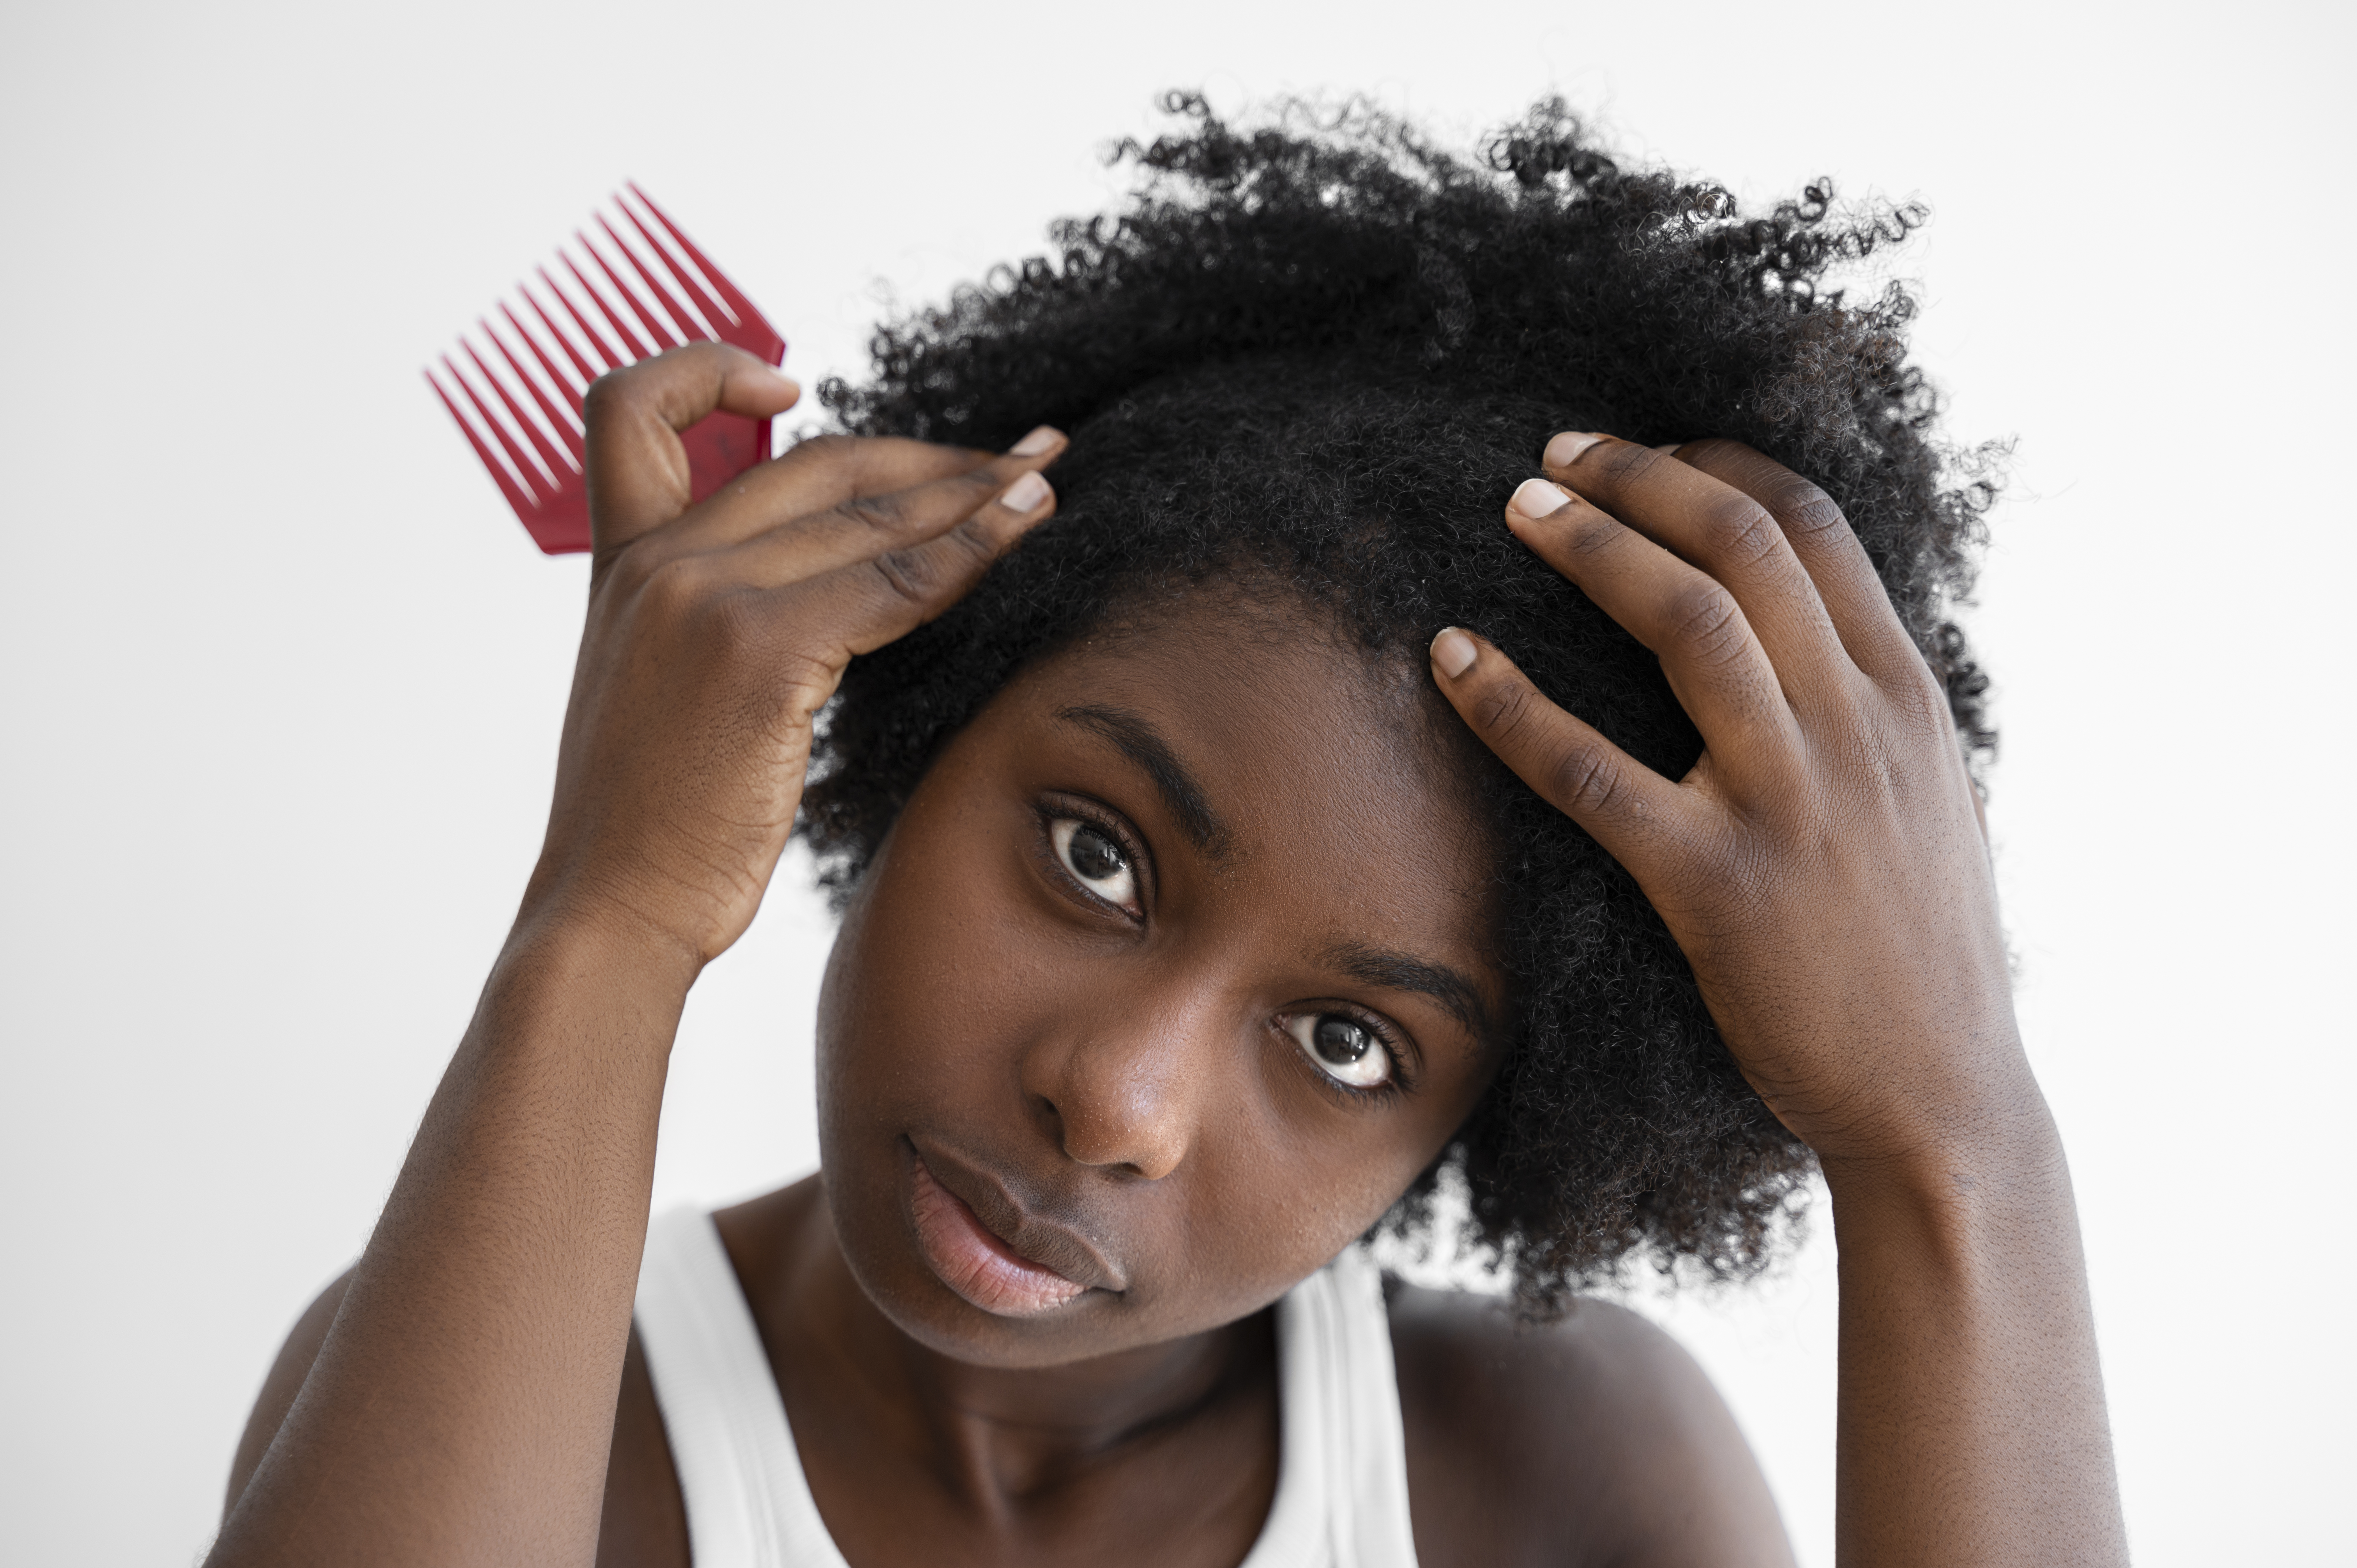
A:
[214,344,2124,1565]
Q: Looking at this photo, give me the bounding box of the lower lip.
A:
[909,1155,1089,1317]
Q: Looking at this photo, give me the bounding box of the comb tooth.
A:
[497,295,584,403]
[596,211,707,343]
[440,353,544,499]
[590,217,686,346]
[536,265,624,375]
[626,182,785,362]
[612,197,730,341]
[518,277,599,390]
[488,309,589,450]
[560,247,655,364]
[571,234,665,359]
[460,336,571,489]
[429,361,541,518]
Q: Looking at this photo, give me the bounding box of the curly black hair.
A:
[801,94,1995,1315]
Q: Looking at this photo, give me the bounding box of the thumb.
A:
[583,341,800,551]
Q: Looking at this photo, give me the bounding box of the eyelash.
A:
[1283,1006,1413,1106]
[1035,796,1151,919]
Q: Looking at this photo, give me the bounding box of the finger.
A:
[1504,479,1798,765]
[1542,432,1848,689]
[1426,625,1687,873]
[583,343,801,551]
[1654,438,1924,683]
[782,463,1062,662]
[665,431,1011,553]
[702,428,1067,586]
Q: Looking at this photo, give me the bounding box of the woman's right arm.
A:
[209,344,1064,1567]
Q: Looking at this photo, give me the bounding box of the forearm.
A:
[210,916,695,1568]
[1825,1091,2127,1567]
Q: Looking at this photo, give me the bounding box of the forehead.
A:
[982,594,1501,972]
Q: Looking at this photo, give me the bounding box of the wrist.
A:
[512,848,715,979]
[1772,994,2044,1169]
[492,896,704,1038]
[1817,1083,2072,1244]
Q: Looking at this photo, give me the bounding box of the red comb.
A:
[426,185,786,554]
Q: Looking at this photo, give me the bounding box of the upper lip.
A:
[908,1135,1128,1294]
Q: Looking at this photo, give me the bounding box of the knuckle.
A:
[793,432,857,463]
[1775,479,1847,539]
[944,515,1002,563]
[1471,675,1540,745]
[781,432,858,479]
[1558,509,1623,562]
[1701,496,1785,572]
[1461,671,1628,822]
[1883,655,1956,730]
[1665,582,1746,663]
[638,553,709,616]
[838,493,909,539]
[869,546,946,606]
[1546,743,1622,818]
[581,368,636,427]
[1594,440,1659,484]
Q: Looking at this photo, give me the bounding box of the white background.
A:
[3,0,2351,1563]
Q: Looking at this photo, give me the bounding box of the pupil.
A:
[1313,1016,1369,1065]
[1070,825,1124,881]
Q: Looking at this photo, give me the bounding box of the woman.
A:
[211,100,2126,1565]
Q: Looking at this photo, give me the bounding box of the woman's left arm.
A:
[1428,435,2127,1567]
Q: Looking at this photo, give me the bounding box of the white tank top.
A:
[632,1207,1421,1568]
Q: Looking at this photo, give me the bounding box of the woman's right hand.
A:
[522,343,1065,970]
[213,343,1066,1568]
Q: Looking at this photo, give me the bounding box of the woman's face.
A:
[815,594,1507,1367]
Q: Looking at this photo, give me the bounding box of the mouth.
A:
[905,1142,1121,1317]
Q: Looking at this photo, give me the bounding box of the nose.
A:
[1020,988,1226,1182]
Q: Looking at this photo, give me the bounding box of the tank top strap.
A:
[1242,1245,1422,1568]
[633,1208,848,1568]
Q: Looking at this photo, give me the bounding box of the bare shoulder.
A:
[1390,1284,1794,1568]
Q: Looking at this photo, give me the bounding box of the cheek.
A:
[1174,1116,1427,1307]
[816,823,1034,1119]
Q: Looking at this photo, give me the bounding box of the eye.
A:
[1051,817,1139,914]
[1285,1012,1395,1090]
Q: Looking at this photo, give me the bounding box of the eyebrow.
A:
[1055,705,1230,858]
[1052,704,1490,1042]
[1326,940,1493,1042]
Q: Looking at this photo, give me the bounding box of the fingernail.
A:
[748,365,800,397]
[1508,477,1574,521]
[1545,431,1603,468]
[999,471,1051,512]
[1431,627,1479,679]
[1652,441,1684,456]
[1010,426,1060,456]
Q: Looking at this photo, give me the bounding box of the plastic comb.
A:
[426,185,786,554]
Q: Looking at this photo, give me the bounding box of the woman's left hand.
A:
[1429,434,2023,1171]
[1433,436,2129,1564]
